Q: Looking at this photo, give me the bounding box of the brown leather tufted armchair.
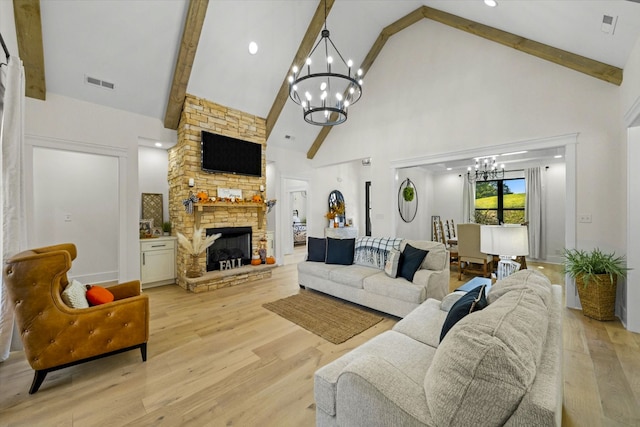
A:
[3,243,149,394]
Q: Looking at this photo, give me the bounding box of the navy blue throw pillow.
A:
[398,244,428,282]
[307,237,327,262]
[440,285,488,342]
[325,238,355,265]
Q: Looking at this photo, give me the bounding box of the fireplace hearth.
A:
[206,227,252,271]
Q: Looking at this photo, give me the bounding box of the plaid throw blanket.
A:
[353,237,403,270]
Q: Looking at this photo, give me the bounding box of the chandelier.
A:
[288,0,363,126]
[467,157,505,183]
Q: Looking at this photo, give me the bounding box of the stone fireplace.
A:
[168,94,274,293]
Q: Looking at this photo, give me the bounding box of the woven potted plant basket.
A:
[563,248,630,321]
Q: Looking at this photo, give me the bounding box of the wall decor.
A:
[141,193,163,230]
[398,178,418,223]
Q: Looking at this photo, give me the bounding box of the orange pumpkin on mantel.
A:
[196,191,209,202]
[251,258,262,266]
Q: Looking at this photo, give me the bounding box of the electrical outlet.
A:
[578,214,592,223]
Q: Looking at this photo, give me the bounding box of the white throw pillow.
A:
[384,249,401,278]
[61,279,90,309]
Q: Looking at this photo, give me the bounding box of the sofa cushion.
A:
[363,273,426,304]
[424,287,549,426]
[399,244,428,282]
[392,298,447,348]
[298,260,346,280]
[439,284,488,342]
[325,237,355,265]
[329,265,380,289]
[401,240,446,271]
[307,237,326,262]
[384,249,401,278]
[61,279,90,309]
[353,237,403,269]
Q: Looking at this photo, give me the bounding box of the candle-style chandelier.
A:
[467,157,505,183]
[287,0,363,126]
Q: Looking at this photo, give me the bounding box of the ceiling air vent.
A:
[85,75,115,90]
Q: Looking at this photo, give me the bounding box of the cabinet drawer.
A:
[141,240,173,251]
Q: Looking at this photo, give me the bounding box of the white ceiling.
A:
[35,0,640,157]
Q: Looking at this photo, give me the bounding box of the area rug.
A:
[262,290,384,344]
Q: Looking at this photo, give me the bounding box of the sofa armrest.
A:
[413,268,448,301]
[335,355,431,425]
[107,280,142,300]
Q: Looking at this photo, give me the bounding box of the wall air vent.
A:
[85,75,115,90]
[601,15,618,34]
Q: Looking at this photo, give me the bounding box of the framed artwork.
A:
[139,219,153,237]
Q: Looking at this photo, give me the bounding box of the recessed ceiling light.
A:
[554,155,563,159]
[484,0,498,7]
[248,41,258,55]
[155,142,162,147]
[446,167,452,171]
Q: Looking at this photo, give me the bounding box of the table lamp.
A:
[480,225,529,280]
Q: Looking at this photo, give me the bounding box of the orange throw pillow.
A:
[85,285,114,306]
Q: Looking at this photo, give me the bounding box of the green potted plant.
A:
[562,248,630,321]
[162,221,172,236]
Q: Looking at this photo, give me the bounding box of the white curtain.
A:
[1,56,27,361]
[462,178,475,223]
[525,167,544,259]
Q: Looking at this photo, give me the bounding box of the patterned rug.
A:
[262,290,384,344]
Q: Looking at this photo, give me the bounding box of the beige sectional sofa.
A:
[314,269,563,426]
[297,238,450,318]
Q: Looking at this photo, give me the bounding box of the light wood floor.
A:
[1,254,639,426]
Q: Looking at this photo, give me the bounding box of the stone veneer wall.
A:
[168,94,266,290]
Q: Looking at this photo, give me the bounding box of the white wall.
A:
[25,93,176,282]
[138,145,170,225]
[31,148,119,283]
[621,26,640,332]
[310,19,622,252]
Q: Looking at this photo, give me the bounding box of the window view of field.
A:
[474,179,526,224]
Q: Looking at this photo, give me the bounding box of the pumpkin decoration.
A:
[252,195,262,203]
[266,256,276,265]
[251,258,262,266]
[196,190,209,202]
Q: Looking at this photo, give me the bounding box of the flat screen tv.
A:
[201,130,262,177]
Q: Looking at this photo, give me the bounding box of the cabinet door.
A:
[141,249,175,284]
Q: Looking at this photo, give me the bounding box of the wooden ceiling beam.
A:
[420,6,622,86]
[13,0,46,100]
[306,5,623,159]
[265,0,335,140]
[164,0,209,130]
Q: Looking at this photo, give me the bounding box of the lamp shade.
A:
[480,225,529,256]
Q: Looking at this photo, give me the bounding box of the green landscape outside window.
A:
[474,178,526,224]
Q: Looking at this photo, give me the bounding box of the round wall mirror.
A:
[328,190,346,224]
[398,178,418,223]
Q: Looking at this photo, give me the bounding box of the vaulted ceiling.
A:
[8,0,640,159]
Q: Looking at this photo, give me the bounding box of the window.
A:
[474,178,525,224]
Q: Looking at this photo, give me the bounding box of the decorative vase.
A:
[186,254,202,278]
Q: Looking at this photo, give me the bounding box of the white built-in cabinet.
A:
[140,236,177,288]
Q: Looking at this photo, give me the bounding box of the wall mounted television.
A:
[201,130,262,177]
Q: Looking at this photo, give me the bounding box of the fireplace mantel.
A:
[193,202,265,229]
